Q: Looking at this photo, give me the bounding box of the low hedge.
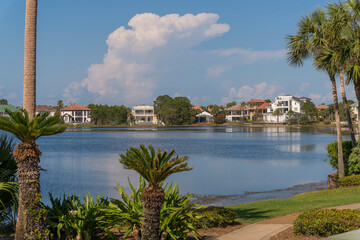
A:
[192,207,236,229]
[293,209,360,237]
[338,175,360,186]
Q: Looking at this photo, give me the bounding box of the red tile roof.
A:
[36,105,56,112]
[247,99,266,103]
[316,105,329,110]
[193,106,203,111]
[61,104,91,111]
[258,102,271,109]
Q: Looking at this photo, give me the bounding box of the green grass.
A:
[227,187,360,223]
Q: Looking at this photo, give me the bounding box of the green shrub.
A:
[192,206,236,229]
[0,135,17,234]
[325,140,353,176]
[338,175,360,186]
[323,119,331,125]
[348,142,360,175]
[43,193,115,240]
[293,209,360,236]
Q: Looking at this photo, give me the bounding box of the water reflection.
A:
[37,126,347,204]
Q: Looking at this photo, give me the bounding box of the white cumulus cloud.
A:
[222,82,282,103]
[63,13,230,105]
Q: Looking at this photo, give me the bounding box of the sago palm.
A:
[119,144,193,240]
[0,109,66,239]
[286,8,345,177]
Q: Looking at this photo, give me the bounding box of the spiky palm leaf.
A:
[119,145,193,187]
[0,108,66,143]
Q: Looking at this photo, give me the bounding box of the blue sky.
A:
[0,0,353,107]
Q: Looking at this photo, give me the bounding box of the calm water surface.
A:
[37,126,343,205]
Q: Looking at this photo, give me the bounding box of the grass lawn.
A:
[227,187,360,223]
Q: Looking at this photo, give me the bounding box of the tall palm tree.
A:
[0,109,66,239]
[340,0,360,135]
[23,0,38,120]
[286,8,345,177]
[119,145,193,240]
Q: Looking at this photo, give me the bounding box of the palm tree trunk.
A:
[339,71,356,147]
[23,0,37,120]
[14,142,46,240]
[354,80,360,136]
[330,75,345,178]
[141,185,165,240]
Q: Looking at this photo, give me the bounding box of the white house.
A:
[132,105,158,124]
[61,104,91,123]
[195,111,214,122]
[225,104,250,122]
[351,102,359,121]
[36,105,56,117]
[264,95,310,123]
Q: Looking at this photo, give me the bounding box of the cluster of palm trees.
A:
[287,0,360,178]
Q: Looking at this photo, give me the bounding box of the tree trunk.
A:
[354,80,360,136]
[14,142,46,240]
[330,75,345,178]
[339,71,356,147]
[141,185,165,240]
[23,0,37,120]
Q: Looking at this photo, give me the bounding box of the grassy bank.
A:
[228,187,360,223]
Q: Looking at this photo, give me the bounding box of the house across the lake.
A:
[195,111,214,122]
[61,104,91,123]
[132,105,158,124]
[263,95,311,123]
[0,104,19,117]
[36,105,56,117]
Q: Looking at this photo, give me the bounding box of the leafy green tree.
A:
[0,109,66,239]
[226,101,237,108]
[119,145,193,240]
[286,110,297,124]
[154,95,193,125]
[88,104,130,125]
[326,140,353,176]
[301,102,318,121]
[264,99,271,103]
[0,99,8,105]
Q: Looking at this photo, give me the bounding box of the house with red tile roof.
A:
[36,105,56,117]
[61,104,91,123]
[316,104,329,111]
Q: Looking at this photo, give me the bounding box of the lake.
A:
[36,126,343,205]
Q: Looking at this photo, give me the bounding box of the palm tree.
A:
[0,109,66,239]
[272,108,284,123]
[23,0,38,119]
[119,145,193,240]
[339,0,360,135]
[286,8,345,177]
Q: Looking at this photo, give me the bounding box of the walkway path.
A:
[216,203,360,240]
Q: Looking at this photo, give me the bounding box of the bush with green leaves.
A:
[348,142,360,175]
[338,174,360,186]
[293,209,360,236]
[105,177,203,240]
[192,206,236,229]
[0,134,17,234]
[43,193,115,240]
[325,140,353,176]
